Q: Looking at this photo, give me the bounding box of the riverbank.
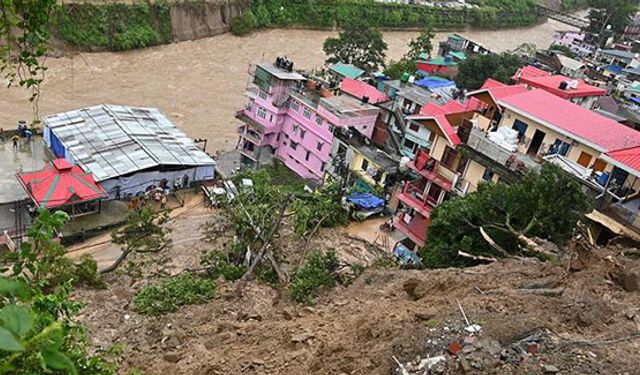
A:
[1,21,576,154]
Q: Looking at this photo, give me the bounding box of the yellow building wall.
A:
[349,150,387,188]
[500,109,608,170]
[464,160,485,193]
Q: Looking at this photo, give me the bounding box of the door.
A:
[527,129,546,156]
[577,151,593,167]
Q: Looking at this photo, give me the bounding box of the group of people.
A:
[1,121,33,151]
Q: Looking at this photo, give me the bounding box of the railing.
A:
[395,211,429,245]
[465,127,539,172]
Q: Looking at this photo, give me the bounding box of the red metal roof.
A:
[498,89,640,152]
[16,159,107,208]
[339,78,389,104]
[476,79,529,100]
[513,65,606,99]
[603,146,640,176]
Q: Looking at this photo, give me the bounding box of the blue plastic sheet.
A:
[346,192,384,209]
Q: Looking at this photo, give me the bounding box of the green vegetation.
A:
[133,274,216,316]
[231,10,258,36]
[421,164,592,268]
[587,0,638,35]
[455,53,524,90]
[0,210,114,374]
[324,19,387,74]
[56,2,173,51]
[550,44,578,58]
[291,182,349,237]
[289,251,340,303]
[200,250,247,281]
[250,0,543,32]
[384,58,417,80]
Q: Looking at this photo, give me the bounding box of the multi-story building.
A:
[513,65,606,109]
[236,59,379,181]
[552,31,598,57]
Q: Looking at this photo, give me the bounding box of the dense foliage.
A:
[111,207,169,254]
[455,52,524,90]
[290,182,349,237]
[230,10,258,36]
[384,58,417,80]
[586,0,638,35]
[421,164,592,268]
[549,44,578,59]
[200,250,247,281]
[0,211,114,374]
[323,20,387,74]
[288,251,340,303]
[56,2,172,51]
[133,274,216,316]
[250,0,543,31]
[406,26,435,60]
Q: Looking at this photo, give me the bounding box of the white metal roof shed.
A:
[43,104,215,182]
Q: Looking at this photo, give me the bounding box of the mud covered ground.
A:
[73,204,640,374]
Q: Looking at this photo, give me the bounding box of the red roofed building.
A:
[467,79,529,126]
[17,159,107,216]
[339,78,389,104]
[513,65,606,108]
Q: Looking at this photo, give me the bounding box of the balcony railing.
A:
[395,211,429,246]
[409,153,454,191]
[465,127,539,173]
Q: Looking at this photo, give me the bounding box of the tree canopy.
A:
[421,164,592,268]
[587,0,638,35]
[454,53,524,91]
[406,26,435,60]
[323,20,388,74]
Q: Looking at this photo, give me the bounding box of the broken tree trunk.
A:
[458,250,498,263]
[241,194,293,281]
[517,234,557,258]
[100,246,132,274]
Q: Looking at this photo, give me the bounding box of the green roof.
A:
[449,51,466,60]
[418,53,430,61]
[425,57,457,67]
[330,63,365,79]
[450,34,465,41]
[628,84,640,93]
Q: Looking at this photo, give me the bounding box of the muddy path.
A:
[1,20,575,154]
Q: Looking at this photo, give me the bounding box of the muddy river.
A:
[1,20,576,153]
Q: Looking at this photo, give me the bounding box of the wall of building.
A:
[500,109,607,169]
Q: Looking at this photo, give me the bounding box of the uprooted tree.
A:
[420,164,592,268]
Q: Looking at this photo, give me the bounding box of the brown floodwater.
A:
[1,20,575,153]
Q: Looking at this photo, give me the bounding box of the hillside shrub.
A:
[133,274,216,316]
[230,11,258,36]
[289,251,339,304]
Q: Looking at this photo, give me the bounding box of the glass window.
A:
[303,108,312,119]
[257,107,267,119]
[315,116,323,126]
[482,169,494,181]
[328,124,335,133]
[317,142,323,151]
[409,122,420,132]
[321,162,326,171]
[300,129,306,139]
[290,141,298,150]
[258,90,268,100]
[291,101,299,112]
[361,158,369,172]
[305,150,311,161]
[441,146,459,169]
[293,124,298,134]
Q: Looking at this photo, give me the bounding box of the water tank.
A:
[399,156,411,171]
[597,171,610,186]
[401,72,410,83]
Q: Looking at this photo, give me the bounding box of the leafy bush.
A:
[133,274,216,316]
[289,251,339,304]
[230,11,258,36]
[200,250,246,281]
[291,182,348,237]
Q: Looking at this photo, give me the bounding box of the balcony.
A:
[237,125,262,144]
[464,127,539,175]
[235,108,270,133]
[396,181,438,217]
[395,211,429,247]
[408,151,454,191]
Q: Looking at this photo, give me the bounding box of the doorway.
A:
[527,129,546,156]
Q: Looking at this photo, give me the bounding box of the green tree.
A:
[549,44,578,59]
[383,58,417,79]
[406,26,435,60]
[1,0,57,122]
[421,164,591,268]
[587,0,638,35]
[455,53,524,91]
[230,10,258,36]
[323,20,388,74]
[253,0,272,27]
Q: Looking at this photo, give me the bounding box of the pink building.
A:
[236,60,379,180]
[552,31,598,57]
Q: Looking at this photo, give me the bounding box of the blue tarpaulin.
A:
[415,77,456,90]
[346,192,384,209]
[604,65,624,74]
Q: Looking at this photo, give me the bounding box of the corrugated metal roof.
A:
[43,105,214,182]
[330,63,365,79]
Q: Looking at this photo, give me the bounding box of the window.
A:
[269,115,274,123]
[290,141,298,150]
[361,158,369,172]
[276,133,281,142]
[291,101,299,112]
[293,124,299,134]
[257,107,267,119]
[404,138,417,152]
[512,119,528,139]
[315,116,323,126]
[258,90,268,100]
[328,124,335,133]
[441,146,459,169]
[550,139,571,156]
[305,150,311,161]
[321,162,326,171]
[303,107,312,119]
[300,129,306,139]
[317,142,324,151]
[482,169,494,181]
[409,122,420,132]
